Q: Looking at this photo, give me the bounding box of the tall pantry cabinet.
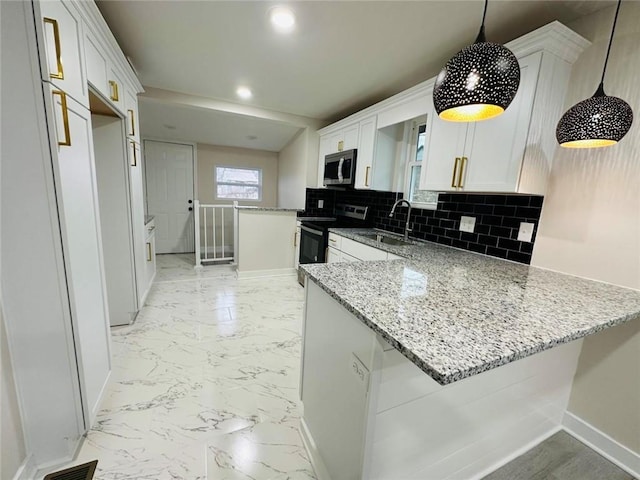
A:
[1,0,145,474]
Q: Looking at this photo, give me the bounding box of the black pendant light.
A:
[433,0,520,122]
[556,0,633,148]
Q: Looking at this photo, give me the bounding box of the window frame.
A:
[404,120,438,210]
[215,165,263,202]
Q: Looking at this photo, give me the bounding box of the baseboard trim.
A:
[236,268,296,279]
[12,454,36,480]
[562,412,640,478]
[299,418,331,480]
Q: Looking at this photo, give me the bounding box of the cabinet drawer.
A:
[328,233,342,250]
[341,237,388,261]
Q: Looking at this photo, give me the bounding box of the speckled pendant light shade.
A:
[556,0,633,148]
[556,84,633,148]
[433,1,520,122]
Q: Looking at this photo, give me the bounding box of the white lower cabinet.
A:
[327,234,394,262]
[49,84,111,427]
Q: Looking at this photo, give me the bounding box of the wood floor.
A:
[483,431,635,480]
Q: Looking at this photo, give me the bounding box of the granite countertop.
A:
[302,228,640,385]
[235,206,301,212]
[144,215,154,225]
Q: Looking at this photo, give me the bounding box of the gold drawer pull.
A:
[52,90,71,146]
[127,109,135,136]
[458,156,468,189]
[109,80,119,101]
[451,157,460,188]
[146,242,152,261]
[44,18,64,80]
[338,140,344,151]
[365,166,371,186]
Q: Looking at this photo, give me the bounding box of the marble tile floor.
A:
[62,254,316,480]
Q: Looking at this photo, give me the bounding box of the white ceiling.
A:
[97,0,612,150]
[139,99,303,152]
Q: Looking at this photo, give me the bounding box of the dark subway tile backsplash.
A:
[301,188,543,265]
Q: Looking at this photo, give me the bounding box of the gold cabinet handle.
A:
[294,232,298,247]
[458,156,468,189]
[109,80,119,101]
[146,242,152,261]
[52,90,71,146]
[43,18,64,80]
[127,109,135,136]
[451,157,460,188]
[130,141,137,166]
[337,140,344,152]
[365,166,371,187]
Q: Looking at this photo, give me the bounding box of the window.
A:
[215,166,262,201]
[405,122,438,208]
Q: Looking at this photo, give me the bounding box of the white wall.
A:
[197,143,278,207]
[531,3,640,453]
[277,128,307,209]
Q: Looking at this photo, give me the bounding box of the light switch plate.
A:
[459,216,476,233]
[318,199,324,208]
[518,222,535,242]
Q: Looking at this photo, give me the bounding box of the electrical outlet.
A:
[518,222,535,242]
[318,199,324,208]
[350,353,370,390]
[459,216,476,233]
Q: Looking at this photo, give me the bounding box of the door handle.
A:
[43,18,64,79]
[458,156,468,189]
[451,157,460,188]
[52,90,71,146]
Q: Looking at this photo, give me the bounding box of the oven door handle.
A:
[301,225,324,236]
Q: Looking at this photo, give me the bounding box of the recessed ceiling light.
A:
[236,86,252,99]
[270,6,295,33]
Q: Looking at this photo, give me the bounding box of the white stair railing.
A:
[194,200,237,267]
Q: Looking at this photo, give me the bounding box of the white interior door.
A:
[144,140,195,254]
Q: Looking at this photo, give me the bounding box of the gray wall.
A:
[532,3,640,453]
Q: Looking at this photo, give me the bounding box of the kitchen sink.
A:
[359,232,412,246]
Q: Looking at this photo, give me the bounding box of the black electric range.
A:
[299,204,369,266]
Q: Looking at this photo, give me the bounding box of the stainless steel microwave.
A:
[323,149,357,187]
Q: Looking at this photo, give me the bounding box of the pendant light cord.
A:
[475,0,489,43]
[601,0,623,85]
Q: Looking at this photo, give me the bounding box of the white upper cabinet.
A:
[421,52,542,193]
[354,116,376,189]
[84,29,127,114]
[39,0,88,107]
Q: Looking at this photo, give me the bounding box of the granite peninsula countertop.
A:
[235,206,301,212]
[301,228,640,385]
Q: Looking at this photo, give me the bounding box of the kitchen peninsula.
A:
[299,229,640,480]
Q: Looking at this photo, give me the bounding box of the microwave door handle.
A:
[338,157,344,183]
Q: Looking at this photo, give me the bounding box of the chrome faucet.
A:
[389,199,413,241]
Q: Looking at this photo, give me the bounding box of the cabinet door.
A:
[39,0,87,106]
[461,52,542,192]
[128,140,147,304]
[49,87,111,426]
[420,105,468,192]
[342,124,359,150]
[84,30,109,98]
[327,246,342,263]
[145,232,156,287]
[125,88,140,143]
[354,116,377,189]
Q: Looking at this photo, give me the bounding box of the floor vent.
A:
[43,460,98,480]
